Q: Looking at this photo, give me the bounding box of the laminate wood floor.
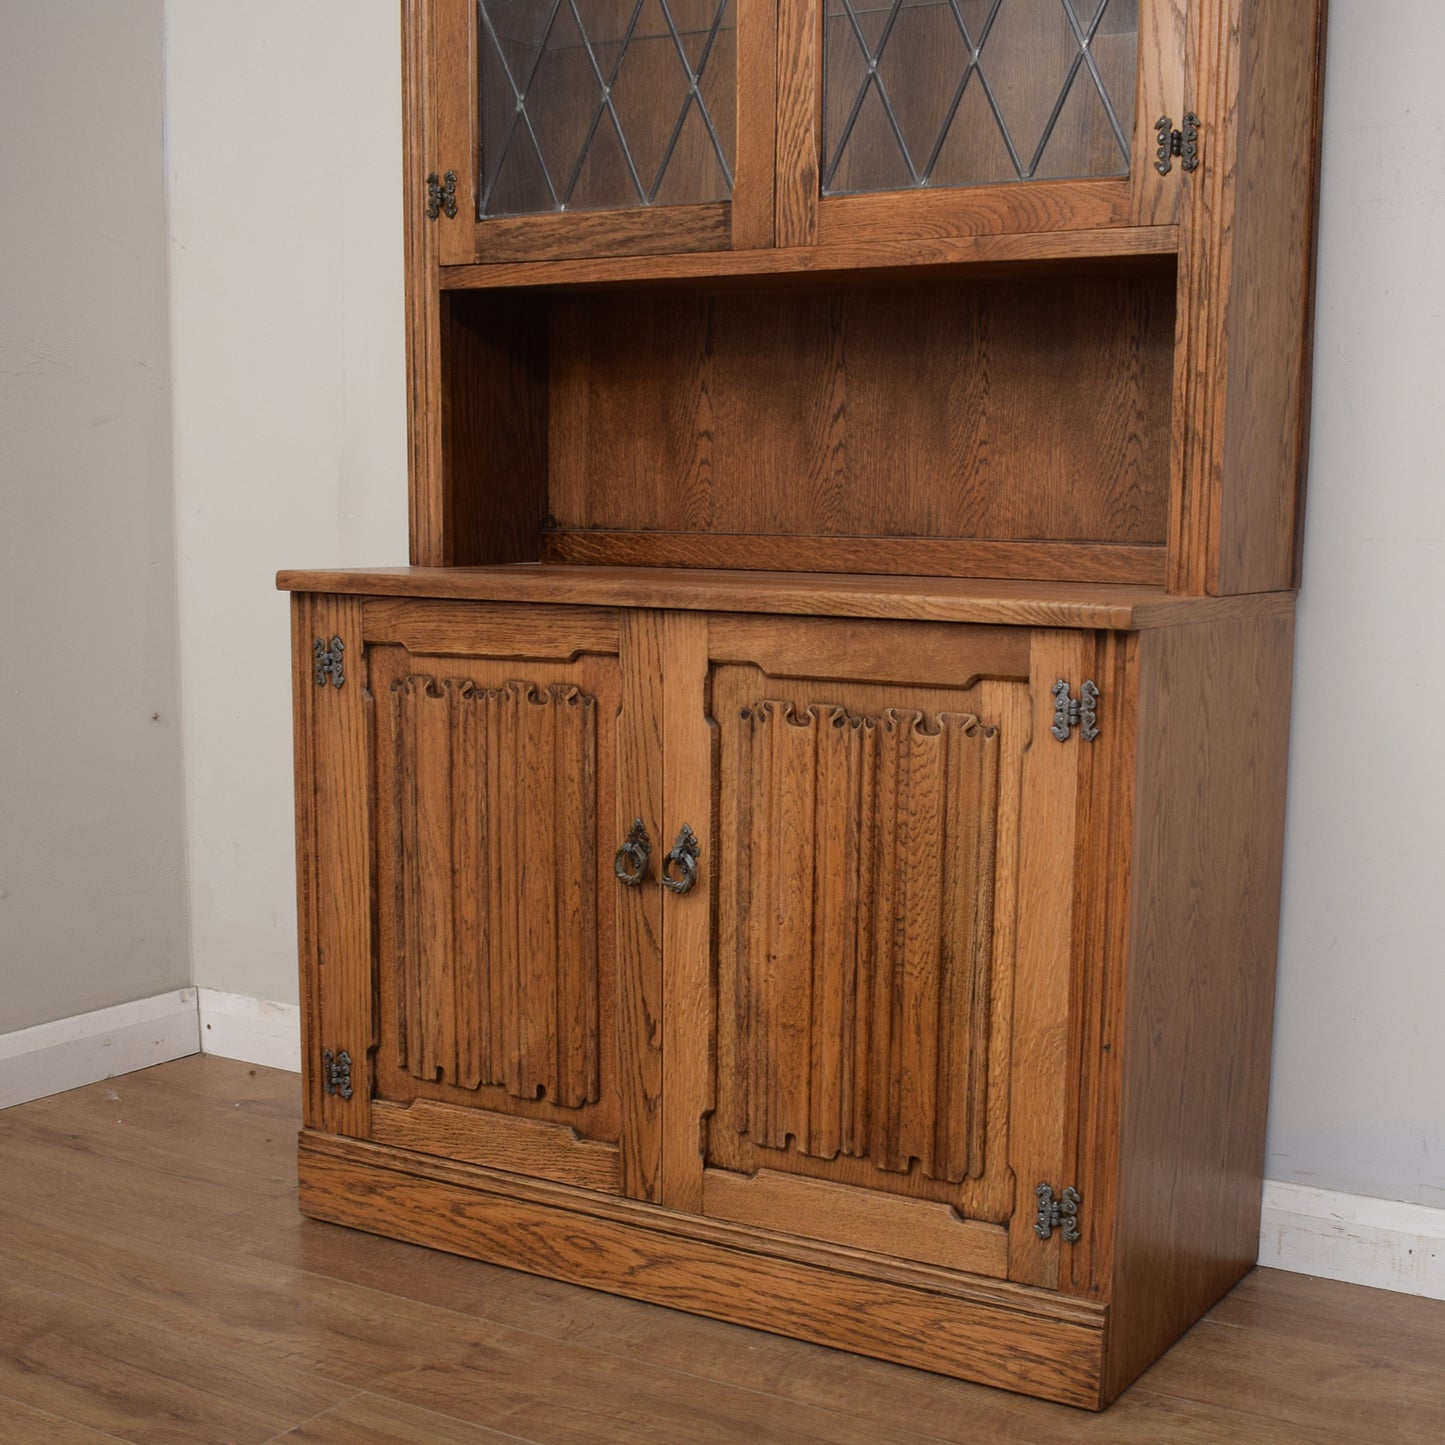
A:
[0,1056,1440,1444]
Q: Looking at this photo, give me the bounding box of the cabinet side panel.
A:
[1215,0,1327,593]
[444,293,548,566]
[1172,0,1327,594]
[1104,610,1295,1401]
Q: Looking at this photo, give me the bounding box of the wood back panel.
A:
[545,275,1174,550]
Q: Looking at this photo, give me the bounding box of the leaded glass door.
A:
[430,0,777,264]
[778,0,1188,248]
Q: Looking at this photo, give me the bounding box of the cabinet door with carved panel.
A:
[689,615,1098,1288]
[355,598,666,1202]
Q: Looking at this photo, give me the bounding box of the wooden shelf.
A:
[438,226,1179,294]
[276,564,1293,632]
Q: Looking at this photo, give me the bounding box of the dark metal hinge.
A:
[1155,113,1201,175]
[1051,680,1100,742]
[313,636,346,688]
[322,1048,354,1100]
[1035,1183,1082,1243]
[425,169,458,220]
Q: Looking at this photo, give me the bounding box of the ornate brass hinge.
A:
[1035,1183,1082,1242]
[1155,113,1201,175]
[322,1048,354,1100]
[425,169,458,220]
[1051,680,1099,742]
[313,636,346,689]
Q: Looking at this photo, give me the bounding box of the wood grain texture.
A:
[276,564,1297,630]
[1132,0,1189,227]
[816,181,1133,247]
[403,0,445,565]
[1103,609,1296,1399]
[707,622,1028,1236]
[1171,0,1327,594]
[773,0,819,249]
[701,1169,1008,1278]
[386,675,600,1105]
[706,614,1031,688]
[370,1098,621,1194]
[298,1130,1109,1408]
[545,278,1174,552]
[658,610,712,1214]
[439,224,1179,290]
[730,0,777,250]
[722,698,999,1184]
[432,0,475,267]
[7,1060,1441,1440]
[615,609,666,1202]
[291,594,372,1140]
[441,291,548,567]
[366,631,630,1186]
[471,204,733,265]
[276,1393,525,1444]
[1003,629,1089,1290]
[1215,0,1328,593]
[361,598,618,656]
[1063,629,1140,1306]
[543,532,1167,585]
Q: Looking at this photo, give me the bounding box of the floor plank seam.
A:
[236,1221,970,1441]
[256,1389,368,1445]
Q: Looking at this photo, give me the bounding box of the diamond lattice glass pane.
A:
[477,0,736,219]
[823,0,1137,198]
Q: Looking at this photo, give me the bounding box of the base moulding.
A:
[298,1129,1111,1409]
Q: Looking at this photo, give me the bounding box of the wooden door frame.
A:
[419,0,778,266]
[776,0,1189,252]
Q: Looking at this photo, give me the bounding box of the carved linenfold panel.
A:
[732,700,1000,1186]
[390,676,600,1108]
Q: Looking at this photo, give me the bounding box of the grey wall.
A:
[1266,0,1445,1211]
[165,0,407,1009]
[0,1,189,1030]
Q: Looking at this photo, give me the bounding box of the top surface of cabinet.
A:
[421,0,1189,266]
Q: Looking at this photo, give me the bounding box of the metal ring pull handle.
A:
[661,824,701,896]
[614,819,651,888]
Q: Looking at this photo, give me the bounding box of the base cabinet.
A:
[289,584,1295,1408]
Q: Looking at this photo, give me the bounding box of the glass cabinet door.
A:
[782,0,1187,247]
[479,0,736,216]
[431,0,776,263]
[823,0,1137,195]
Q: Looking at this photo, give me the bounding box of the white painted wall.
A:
[165,0,408,1008]
[1266,0,1445,1212]
[0,1,190,1031]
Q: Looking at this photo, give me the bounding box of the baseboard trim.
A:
[197,988,301,1072]
[0,989,201,1109]
[5,992,1439,1302]
[1259,1180,1445,1300]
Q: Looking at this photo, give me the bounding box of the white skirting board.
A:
[4,991,1441,1301]
[196,987,302,1072]
[1259,1181,1445,1301]
[0,988,201,1109]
